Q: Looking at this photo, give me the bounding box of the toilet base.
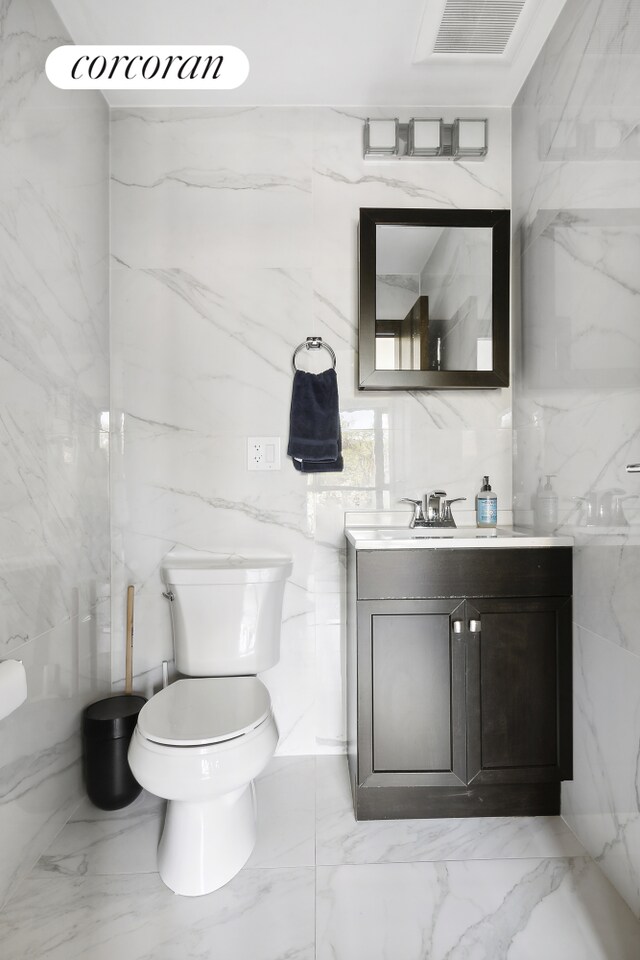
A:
[157,782,257,896]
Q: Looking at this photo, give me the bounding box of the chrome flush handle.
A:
[162,590,175,602]
[627,464,640,473]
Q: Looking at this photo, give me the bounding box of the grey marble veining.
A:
[0,613,109,907]
[562,626,640,916]
[316,857,640,960]
[0,869,316,960]
[0,0,110,909]
[110,104,512,752]
[572,535,640,658]
[512,0,640,919]
[32,757,316,879]
[32,792,166,879]
[2,756,639,958]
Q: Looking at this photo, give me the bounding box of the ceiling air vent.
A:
[433,0,527,55]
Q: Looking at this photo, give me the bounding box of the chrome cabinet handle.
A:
[469,619,481,633]
[452,620,463,634]
[627,464,640,473]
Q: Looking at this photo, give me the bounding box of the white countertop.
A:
[344,513,573,550]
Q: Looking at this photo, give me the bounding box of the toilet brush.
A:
[125,584,135,695]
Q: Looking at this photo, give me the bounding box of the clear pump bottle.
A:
[476,475,497,528]
[536,475,558,534]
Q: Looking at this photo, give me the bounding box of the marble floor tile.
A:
[4,757,639,959]
[315,757,586,865]
[31,791,164,878]
[316,858,640,960]
[0,868,315,960]
[247,755,316,868]
[33,756,316,879]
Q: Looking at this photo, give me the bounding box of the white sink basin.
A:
[365,526,497,540]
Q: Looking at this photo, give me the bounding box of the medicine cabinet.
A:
[358,207,510,390]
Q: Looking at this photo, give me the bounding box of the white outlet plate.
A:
[247,437,281,471]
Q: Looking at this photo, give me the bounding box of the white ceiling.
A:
[50,0,568,108]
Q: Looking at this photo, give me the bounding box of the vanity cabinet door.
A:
[356,599,467,789]
[465,597,572,786]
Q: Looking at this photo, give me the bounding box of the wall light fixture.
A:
[452,119,488,159]
[363,118,400,156]
[408,119,444,157]
[364,117,488,160]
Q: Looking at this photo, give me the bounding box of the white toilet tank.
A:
[161,550,292,676]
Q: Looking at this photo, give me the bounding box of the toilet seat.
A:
[137,677,271,747]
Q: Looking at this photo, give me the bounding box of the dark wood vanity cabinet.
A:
[347,546,572,820]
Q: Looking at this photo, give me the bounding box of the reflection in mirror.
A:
[375,225,493,372]
[358,208,510,390]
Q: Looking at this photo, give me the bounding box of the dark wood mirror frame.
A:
[358,207,511,390]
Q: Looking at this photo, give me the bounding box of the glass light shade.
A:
[453,119,488,158]
[364,118,399,156]
[408,119,443,156]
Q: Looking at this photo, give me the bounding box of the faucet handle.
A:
[441,498,466,526]
[399,498,425,529]
[611,493,638,527]
[572,494,598,525]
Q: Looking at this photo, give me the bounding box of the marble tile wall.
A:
[0,0,110,909]
[109,104,512,753]
[512,0,640,918]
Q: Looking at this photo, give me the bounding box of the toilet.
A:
[128,549,292,896]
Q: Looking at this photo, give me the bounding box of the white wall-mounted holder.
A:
[364,117,488,160]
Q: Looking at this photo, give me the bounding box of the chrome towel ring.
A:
[292,336,336,372]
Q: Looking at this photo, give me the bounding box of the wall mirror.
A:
[358,208,510,389]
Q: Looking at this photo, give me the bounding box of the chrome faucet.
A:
[426,489,447,523]
[573,489,638,527]
[400,492,466,528]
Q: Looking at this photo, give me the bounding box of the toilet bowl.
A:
[128,676,278,896]
[129,549,291,896]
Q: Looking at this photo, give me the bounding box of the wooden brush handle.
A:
[125,585,135,695]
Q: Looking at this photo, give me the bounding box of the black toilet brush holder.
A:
[82,586,147,810]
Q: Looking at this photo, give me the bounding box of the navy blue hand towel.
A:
[287,367,344,473]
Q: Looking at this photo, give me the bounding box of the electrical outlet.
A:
[247,437,281,471]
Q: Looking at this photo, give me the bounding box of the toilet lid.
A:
[137,678,271,746]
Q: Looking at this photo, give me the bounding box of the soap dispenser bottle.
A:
[536,475,558,534]
[476,476,497,528]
